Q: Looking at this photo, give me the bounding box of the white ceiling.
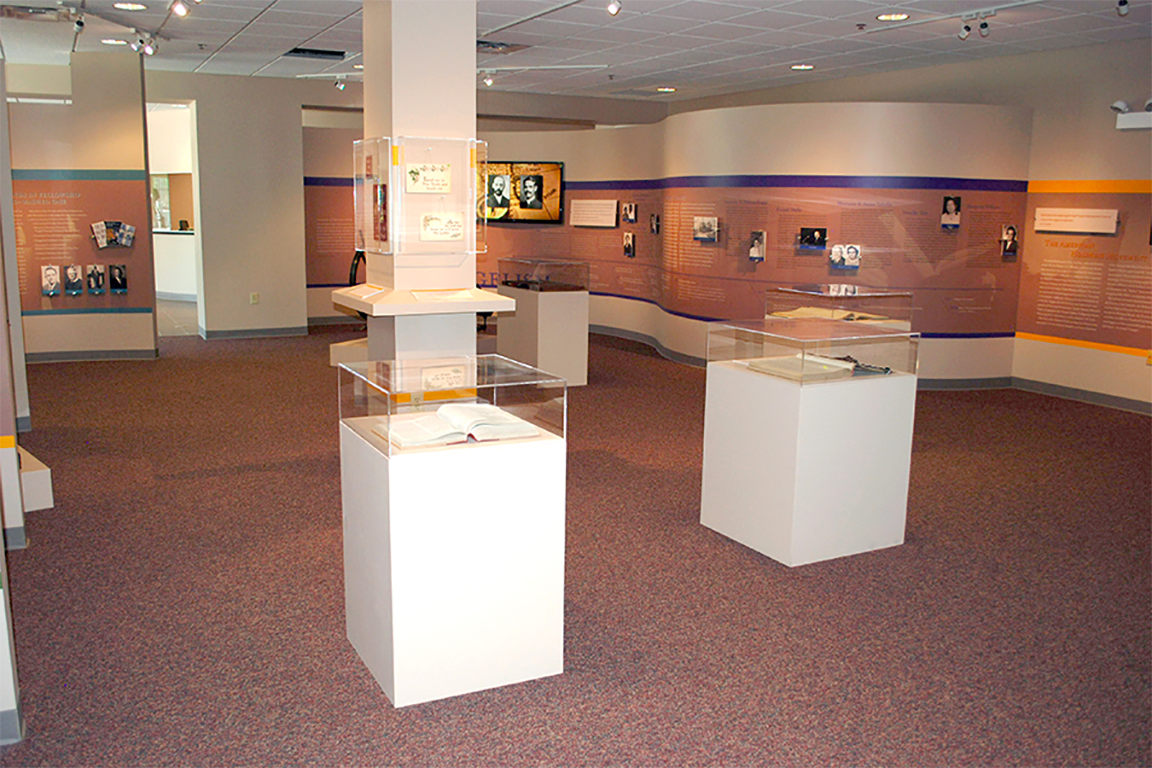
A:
[0,0,1148,101]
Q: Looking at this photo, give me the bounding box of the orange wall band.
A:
[1015,332,1149,357]
[1027,180,1152,194]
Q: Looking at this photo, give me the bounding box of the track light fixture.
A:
[1111,100,1130,114]
[1144,98,1152,112]
[958,22,971,40]
[334,80,346,91]
[171,0,189,17]
[1117,0,1129,15]
[978,18,990,36]
[607,1,621,16]
[74,16,85,32]
[143,38,157,55]
[483,73,494,87]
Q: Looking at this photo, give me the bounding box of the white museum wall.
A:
[0,64,31,428]
[146,106,193,176]
[144,70,362,337]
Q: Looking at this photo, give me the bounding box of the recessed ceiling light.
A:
[656,87,676,93]
[791,64,814,71]
[113,2,148,10]
[102,38,130,45]
[876,13,910,22]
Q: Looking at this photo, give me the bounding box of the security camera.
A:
[1111,100,1130,114]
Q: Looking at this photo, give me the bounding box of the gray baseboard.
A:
[27,349,158,363]
[16,416,30,434]
[1011,377,1151,415]
[200,326,308,340]
[155,291,197,302]
[918,377,1014,391]
[0,706,24,745]
[4,527,26,550]
[590,325,706,367]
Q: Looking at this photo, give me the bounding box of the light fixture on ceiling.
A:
[171,0,190,17]
[114,2,148,10]
[334,80,346,91]
[656,86,676,93]
[607,1,621,16]
[102,38,129,45]
[482,71,494,86]
[979,18,990,36]
[958,22,971,40]
[1110,100,1130,114]
[353,64,364,70]
[791,63,814,71]
[142,38,157,55]
[1117,0,1129,15]
[1144,98,1152,112]
[876,13,910,22]
[74,16,85,32]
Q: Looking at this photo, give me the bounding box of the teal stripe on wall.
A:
[22,307,153,316]
[12,170,148,182]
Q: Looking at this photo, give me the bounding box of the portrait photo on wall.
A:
[749,230,766,262]
[693,216,719,242]
[41,265,60,297]
[621,202,637,223]
[798,227,827,249]
[486,174,511,210]
[64,264,84,295]
[941,196,962,230]
[650,213,661,235]
[110,264,128,294]
[481,162,564,223]
[1001,224,1019,260]
[623,231,635,258]
[87,264,106,295]
[518,174,544,209]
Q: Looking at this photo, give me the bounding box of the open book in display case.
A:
[496,258,590,386]
[700,302,920,567]
[338,355,567,707]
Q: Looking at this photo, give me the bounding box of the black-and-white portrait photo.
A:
[693,216,719,242]
[487,174,511,208]
[110,264,128,294]
[623,232,635,258]
[799,227,827,249]
[650,213,661,235]
[1001,224,1019,259]
[41,265,60,297]
[749,230,766,262]
[621,202,636,223]
[518,175,544,209]
[87,264,106,295]
[64,264,84,295]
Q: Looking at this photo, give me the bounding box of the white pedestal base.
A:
[18,447,51,513]
[497,285,589,386]
[340,421,566,707]
[700,361,916,567]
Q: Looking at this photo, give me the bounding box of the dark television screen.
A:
[481,162,564,223]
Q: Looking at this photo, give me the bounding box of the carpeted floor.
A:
[0,327,1148,767]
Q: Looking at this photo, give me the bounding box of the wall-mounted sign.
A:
[1034,208,1118,234]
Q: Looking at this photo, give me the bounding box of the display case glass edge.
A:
[338,354,567,456]
[353,137,393,256]
[497,258,590,292]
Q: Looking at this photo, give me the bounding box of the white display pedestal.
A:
[700,361,916,567]
[496,284,589,386]
[340,421,566,707]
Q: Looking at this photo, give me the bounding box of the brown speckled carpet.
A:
[0,327,1148,767]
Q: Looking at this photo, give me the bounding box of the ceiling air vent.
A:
[284,47,346,61]
[477,40,529,54]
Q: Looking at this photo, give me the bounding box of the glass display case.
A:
[707,317,919,385]
[766,284,912,329]
[392,136,487,256]
[353,136,392,255]
[339,354,565,456]
[498,258,589,292]
[354,136,488,257]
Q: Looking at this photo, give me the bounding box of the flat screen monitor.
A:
[481,162,564,224]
